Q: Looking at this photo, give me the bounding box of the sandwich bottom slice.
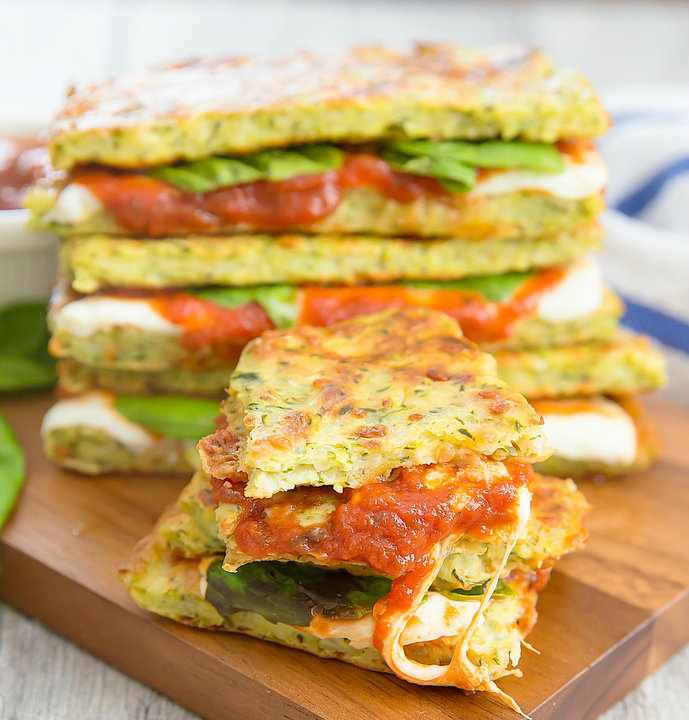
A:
[120,471,588,709]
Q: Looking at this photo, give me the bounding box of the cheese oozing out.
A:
[535,253,604,323]
[302,483,530,712]
[533,398,638,466]
[40,391,155,454]
[53,296,183,338]
[470,149,608,200]
[45,148,607,225]
[302,592,482,651]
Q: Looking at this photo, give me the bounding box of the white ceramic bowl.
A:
[0,209,58,304]
[0,122,58,304]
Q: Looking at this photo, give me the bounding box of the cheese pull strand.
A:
[372,485,532,714]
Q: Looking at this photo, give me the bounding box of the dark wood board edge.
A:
[532,587,689,719]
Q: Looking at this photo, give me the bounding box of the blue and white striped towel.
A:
[597,85,689,406]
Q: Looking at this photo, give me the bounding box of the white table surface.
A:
[1,0,688,717]
[1,600,688,719]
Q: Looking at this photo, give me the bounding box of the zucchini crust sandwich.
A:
[121,308,590,711]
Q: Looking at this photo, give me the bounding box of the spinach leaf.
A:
[389,140,566,173]
[113,395,219,440]
[0,300,56,392]
[0,414,25,529]
[205,560,393,627]
[151,144,344,193]
[194,285,299,329]
[407,270,534,303]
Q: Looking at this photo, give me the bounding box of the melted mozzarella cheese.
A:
[44,183,104,224]
[304,592,481,650]
[41,391,155,453]
[470,151,608,200]
[538,399,637,465]
[535,254,604,323]
[53,296,182,337]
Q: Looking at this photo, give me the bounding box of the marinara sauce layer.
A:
[211,461,533,578]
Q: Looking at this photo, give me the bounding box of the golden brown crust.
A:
[198,308,549,497]
[49,44,610,169]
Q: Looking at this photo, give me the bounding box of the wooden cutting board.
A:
[0,394,687,720]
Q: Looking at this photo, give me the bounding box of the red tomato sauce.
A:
[112,264,564,353]
[299,266,565,343]
[149,292,274,360]
[211,461,533,578]
[0,136,49,210]
[71,152,448,236]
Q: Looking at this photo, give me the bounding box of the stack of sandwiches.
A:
[30,44,666,478]
[120,308,590,709]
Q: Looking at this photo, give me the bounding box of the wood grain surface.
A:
[0,394,687,720]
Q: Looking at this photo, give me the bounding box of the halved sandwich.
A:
[29,44,608,241]
[121,307,588,710]
[43,325,666,477]
[48,255,622,371]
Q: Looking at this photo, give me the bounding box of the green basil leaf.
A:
[206,559,393,627]
[0,356,57,392]
[151,157,263,193]
[113,395,219,440]
[382,148,476,192]
[194,285,299,329]
[407,270,534,303]
[390,140,565,173]
[0,300,50,358]
[0,414,25,529]
[441,579,516,600]
[152,145,344,193]
[244,144,343,181]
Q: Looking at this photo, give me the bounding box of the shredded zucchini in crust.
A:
[50,44,609,170]
[59,223,603,294]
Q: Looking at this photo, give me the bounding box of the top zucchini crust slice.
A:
[50,44,609,169]
[198,307,550,498]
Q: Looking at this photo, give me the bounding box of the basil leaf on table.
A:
[0,356,57,392]
[0,414,26,529]
[113,395,219,440]
[194,285,299,329]
[389,140,566,173]
[0,301,49,357]
[206,559,393,627]
[0,300,56,392]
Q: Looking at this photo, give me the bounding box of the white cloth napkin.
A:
[597,85,689,405]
